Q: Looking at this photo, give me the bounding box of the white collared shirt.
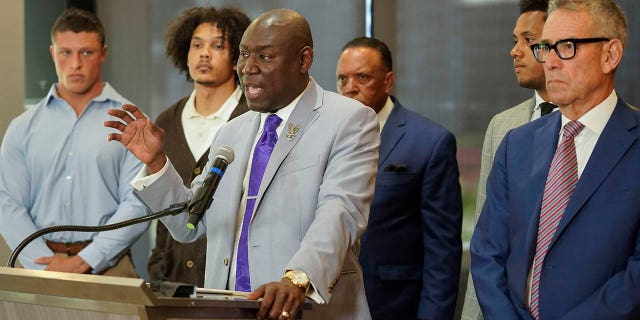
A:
[182,86,242,160]
[530,90,559,121]
[376,96,395,131]
[561,90,617,178]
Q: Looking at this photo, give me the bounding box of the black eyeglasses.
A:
[530,38,610,63]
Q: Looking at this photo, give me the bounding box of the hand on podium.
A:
[35,255,91,274]
[248,277,306,320]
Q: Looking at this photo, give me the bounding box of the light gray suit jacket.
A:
[136,79,379,320]
[461,97,534,320]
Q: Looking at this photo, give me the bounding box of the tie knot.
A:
[539,102,558,116]
[264,114,282,133]
[563,120,584,139]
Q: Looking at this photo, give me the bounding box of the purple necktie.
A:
[235,114,282,292]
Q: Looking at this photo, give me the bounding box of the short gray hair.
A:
[549,0,628,47]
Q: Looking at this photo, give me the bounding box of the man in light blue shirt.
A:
[0,8,147,276]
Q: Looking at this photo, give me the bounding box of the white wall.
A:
[0,1,25,268]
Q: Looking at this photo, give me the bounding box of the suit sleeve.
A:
[470,131,521,318]
[475,115,498,225]
[136,158,205,244]
[461,114,497,320]
[559,231,640,319]
[418,130,463,319]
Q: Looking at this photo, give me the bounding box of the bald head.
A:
[254,9,313,49]
[237,8,314,112]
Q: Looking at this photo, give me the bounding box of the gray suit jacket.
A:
[136,79,379,320]
[461,97,534,320]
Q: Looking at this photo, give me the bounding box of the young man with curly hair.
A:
[147,6,250,287]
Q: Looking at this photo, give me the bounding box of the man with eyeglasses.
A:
[462,1,551,318]
[471,0,640,319]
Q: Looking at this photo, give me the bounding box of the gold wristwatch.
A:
[283,270,310,293]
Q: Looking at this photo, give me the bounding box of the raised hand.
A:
[105,104,167,173]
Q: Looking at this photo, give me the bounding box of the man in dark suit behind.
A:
[471,0,640,318]
[147,6,250,287]
[337,37,463,320]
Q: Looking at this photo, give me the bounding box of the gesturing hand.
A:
[247,278,306,320]
[104,104,167,173]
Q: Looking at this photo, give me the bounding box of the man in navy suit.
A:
[471,0,640,318]
[337,37,463,320]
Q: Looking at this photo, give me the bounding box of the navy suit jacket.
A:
[471,98,640,319]
[360,97,463,320]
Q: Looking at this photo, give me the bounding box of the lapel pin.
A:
[286,123,301,141]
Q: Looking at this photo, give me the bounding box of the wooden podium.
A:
[0,267,303,320]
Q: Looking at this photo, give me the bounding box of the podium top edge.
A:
[0,267,145,287]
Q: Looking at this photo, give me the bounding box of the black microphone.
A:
[186,146,234,230]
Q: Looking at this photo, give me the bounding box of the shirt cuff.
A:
[131,156,170,191]
[77,244,106,274]
[306,280,325,304]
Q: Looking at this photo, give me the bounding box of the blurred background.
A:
[2,1,639,317]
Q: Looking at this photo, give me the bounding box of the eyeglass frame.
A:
[530,38,610,63]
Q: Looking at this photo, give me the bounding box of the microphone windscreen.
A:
[215,146,234,164]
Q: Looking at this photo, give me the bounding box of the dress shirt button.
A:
[185,260,194,268]
[194,167,201,175]
[66,176,72,180]
[223,258,229,266]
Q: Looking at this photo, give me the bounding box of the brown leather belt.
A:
[46,240,92,256]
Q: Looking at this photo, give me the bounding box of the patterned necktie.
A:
[235,114,282,292]
[540,102,558,116]
[529,120,584,319]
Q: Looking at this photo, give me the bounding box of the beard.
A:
[517,76,545,91]
[195,79,216,86]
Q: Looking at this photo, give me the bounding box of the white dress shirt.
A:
[530,90,559,121]
[376,96,394,131]
[182,86,242,160]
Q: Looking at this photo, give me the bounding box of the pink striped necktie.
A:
[529,120,584,319]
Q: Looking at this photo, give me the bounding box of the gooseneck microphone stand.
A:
[6,201,189,268]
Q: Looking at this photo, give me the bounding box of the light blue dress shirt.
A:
[0,83,148,273]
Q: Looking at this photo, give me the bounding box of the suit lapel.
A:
[550,100,638,249]
[222,112,261,218]
[531,114,561,186]
[254,80,321,213]
[378,98,406,167]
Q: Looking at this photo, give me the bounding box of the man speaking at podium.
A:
[106,8,379,320]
